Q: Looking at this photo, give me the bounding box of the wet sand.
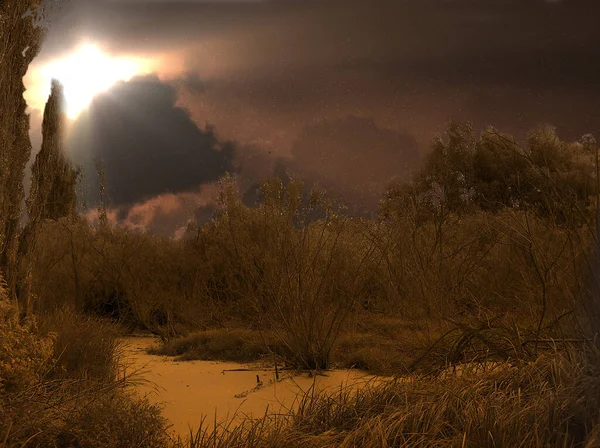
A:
[121,336,377,437]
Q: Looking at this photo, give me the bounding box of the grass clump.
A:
[36,306,124,381]
[150,329,270,363]
[48,390,170,448]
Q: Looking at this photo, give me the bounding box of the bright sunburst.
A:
[38,43,153,119]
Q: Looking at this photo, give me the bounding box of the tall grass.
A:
[36,306,124,381]
[172,344,600,448]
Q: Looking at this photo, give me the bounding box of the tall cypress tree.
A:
[0,0,47,301]
[26,79,79,227]
[17,79,79,317]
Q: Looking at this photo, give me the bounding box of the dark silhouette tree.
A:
[26,80,79,225]
[16,80,79,317]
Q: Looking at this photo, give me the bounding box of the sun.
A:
[37,43,154,119]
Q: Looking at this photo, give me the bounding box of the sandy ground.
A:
[121,336,378,438]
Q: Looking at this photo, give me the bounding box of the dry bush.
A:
[366,205,593,373]
[29,219,209,338]
[44,390,170,448]
[193,178,377,369]
[26,218,97,313]
[36,306,124,381]
[0,273,54,394]
[2,380,170,448]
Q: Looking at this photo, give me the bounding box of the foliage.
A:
[0,273,54,393]
[27,79,79,225]
[382,123,597,223]
[0,0,48,302]
[36,306,124,381]
[0,271,170,447]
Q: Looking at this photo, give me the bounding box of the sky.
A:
[23,0,600,235]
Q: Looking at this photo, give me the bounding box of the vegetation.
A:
[0,0,46,303]
[0,272,171,448]
[1,3,169,447]
[150,329,270,363]
[25,125,596,371]
[10,119,600,446]
[3,1,600,447]
[173,346,600,448]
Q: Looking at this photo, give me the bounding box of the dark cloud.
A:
[42,0,600,81]
[67,74,236,207]
[160,0,599,150]
[40,0,313,63]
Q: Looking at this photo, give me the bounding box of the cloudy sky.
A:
[23,0,600,235]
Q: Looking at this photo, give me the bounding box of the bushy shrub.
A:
[36,306,124,381]
[0,274,54,392]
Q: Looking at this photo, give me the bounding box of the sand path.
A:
[121,336,377,437]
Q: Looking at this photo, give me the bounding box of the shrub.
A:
[49,390,170,448]
[36,306,124,381]
[0,273,171,448]
[199,178,375,369]
[0,274,54,393]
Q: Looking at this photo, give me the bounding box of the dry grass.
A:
[36,306,124,381]
[171,345,600,448]
[0,286,170,448]
[150,328,271,363]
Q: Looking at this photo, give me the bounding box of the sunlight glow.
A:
[38,44,153,119]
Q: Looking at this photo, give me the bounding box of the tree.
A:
[26,80,78,225]
[415,121,477,215]
[0,0,48,301]
[16,80,79,316]
[474,128,525,211]
[382,122,597,224]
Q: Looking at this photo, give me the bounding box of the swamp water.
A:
[121,336,379,437]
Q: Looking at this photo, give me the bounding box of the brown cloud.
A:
[85,183,220,236]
